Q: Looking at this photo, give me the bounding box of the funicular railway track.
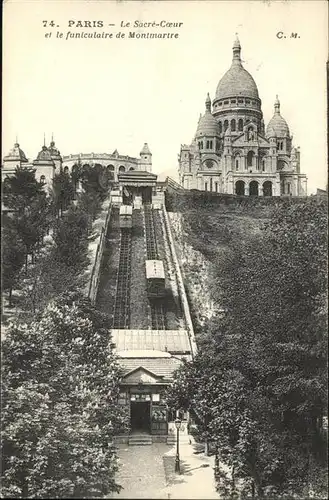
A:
[112,230,132,328]
[143,203,166,330]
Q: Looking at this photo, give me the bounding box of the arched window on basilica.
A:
[231,119,236,132]
[235,155,240,171]
[40,175,46,185]
[238,119,243,131]
[218,122,222,134]
[261,157,266,171]
[224,120,229,132]
[247,151,254,167]
[63,166,69,174]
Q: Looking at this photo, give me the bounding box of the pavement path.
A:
[109,441,220,499]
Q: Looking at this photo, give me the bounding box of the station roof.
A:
[111,329,192,354]
[118,356,183,381]
[145,260,165,279]
[118,170,157,187]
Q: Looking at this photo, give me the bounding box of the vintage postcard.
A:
[2,1,328,499]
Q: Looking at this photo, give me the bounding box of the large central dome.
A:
[215,37,259,100]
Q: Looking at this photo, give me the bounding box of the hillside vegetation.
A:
[167,194,328,499]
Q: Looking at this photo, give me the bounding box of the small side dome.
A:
[48,138,61,159]
[195,93,219,137]
[266,95,290,137]
[34,145,55,165]
[3,142,28,163]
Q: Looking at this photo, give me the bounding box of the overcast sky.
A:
[3,0,328,193]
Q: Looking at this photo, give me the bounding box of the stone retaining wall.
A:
[162,206,198,357]
[87,200,113,304]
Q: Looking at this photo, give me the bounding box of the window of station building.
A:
[238,119,244,131]
[231,119,236,131]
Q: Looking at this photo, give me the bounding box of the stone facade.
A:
[2,139,61,190]
[178,37,307,197]
[62,143,152,181]
[2,140,152,188]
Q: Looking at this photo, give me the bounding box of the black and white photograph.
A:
[1,0,328,498]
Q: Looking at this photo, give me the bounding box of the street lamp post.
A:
[174,418,181,474]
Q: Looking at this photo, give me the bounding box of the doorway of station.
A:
[130,401,151,433]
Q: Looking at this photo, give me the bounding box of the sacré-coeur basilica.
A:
[178,36,307,196]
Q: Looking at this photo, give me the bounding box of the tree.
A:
[167,198,328,498]
[1,292,129,498]
[2,215,26,306]
[80,164,111,202]
[52,206,89,272]
[17,246,88,317]
[52,171,75,217]
[3,167,44,213]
